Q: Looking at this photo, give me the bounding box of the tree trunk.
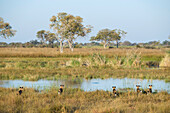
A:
[104,43,107,49]
[68,41,74,52]
[116,40,119,48]
[51,42,54,48]
[59,41,63,53]
[104,41,108,49]
[70,47,73,52]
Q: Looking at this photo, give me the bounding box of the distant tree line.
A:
[0,40,169,48]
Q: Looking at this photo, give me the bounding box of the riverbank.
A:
[0,87,169,113]
[0,67,170,81]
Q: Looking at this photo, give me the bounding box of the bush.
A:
[71,60,80,67]
[144,46,156,49]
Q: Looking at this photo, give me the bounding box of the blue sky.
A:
[0,0,170,43]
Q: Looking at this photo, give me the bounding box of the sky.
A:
[0,0,170,43]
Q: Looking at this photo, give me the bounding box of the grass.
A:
[0,48,170,112]
[0,48,167,59]
[0,87,169,113]
[0,48,169,80]
[0,67,169,81]
[160,54,170,67]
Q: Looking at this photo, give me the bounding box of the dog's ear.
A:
[149,85,152,88]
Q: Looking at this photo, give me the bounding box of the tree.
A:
[0,17,16,39]
[50,12,92,52]
[122,41,132,46]
[112,29,127,48]
[50,13,67,53]
[90,29,113,48]
[30,40,40,46]
[45,31,57,48]
[148,41,160,46]
[36,30,46,44]
[63,15,92,51]
[90,29,127,48]
[0,42,7,47]
[162,40,170,46]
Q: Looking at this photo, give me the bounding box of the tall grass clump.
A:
[87,53,108,66]
[109,49,142,68]
[71,59,80,67]
[160,54,170,67]
[80,49,143,69]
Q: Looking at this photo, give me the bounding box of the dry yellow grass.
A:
[0,47,167,57]
[0,48,169,80]
[160,54,170,67]
[0,87,169,113]
[1,67,170,80]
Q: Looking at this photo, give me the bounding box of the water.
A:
[0,78,170,93]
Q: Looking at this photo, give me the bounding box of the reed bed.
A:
[0,48,169,81]
[0,48,166,59]
[0,67,169,81]
[0,87,169,113]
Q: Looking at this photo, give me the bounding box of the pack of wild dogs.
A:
[17,85,153,96]
[112,85,152,97]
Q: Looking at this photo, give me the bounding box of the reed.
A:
[0,67,169,81]
[0,48,169,81]
[0,50,154,69]
[160,54,170,67]
[0,48,166,59]
[0,87,169,113]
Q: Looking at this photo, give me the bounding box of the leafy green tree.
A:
[0,17,16,39]
[0,42,7,47]
[50,12,92,52]
[63,15,92,51]
[45,31,57,48]
[111,29,127,48]
[30,40,40,46]
[122,41,132,46]
[50,13,67,53]
[148,41,160,46]
[90,29,114,48]
[162,40,170,46]
[36,30,46,44]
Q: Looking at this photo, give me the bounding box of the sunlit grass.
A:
[0,48,167,58]
[0,67,169,81]
[0,87,169,113]
[0,48,169,81]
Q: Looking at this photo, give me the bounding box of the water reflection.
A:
[0,78,169,93]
